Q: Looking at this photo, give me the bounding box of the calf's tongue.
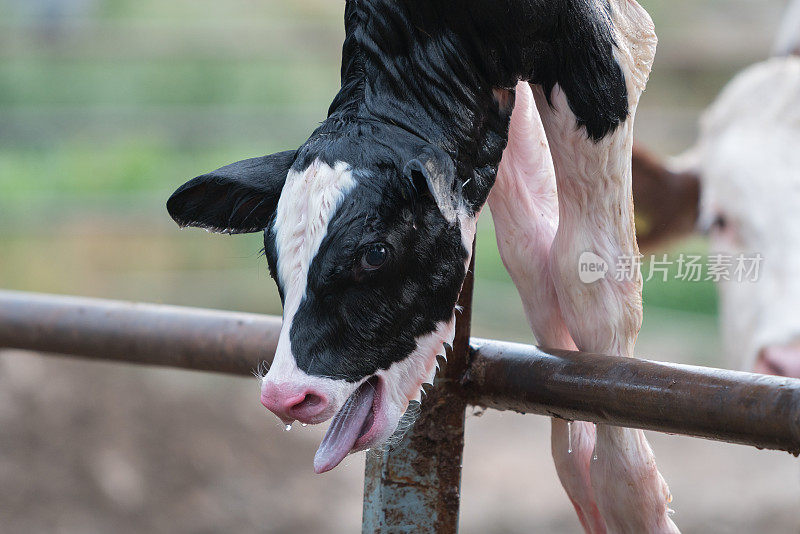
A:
[314,378,376,474]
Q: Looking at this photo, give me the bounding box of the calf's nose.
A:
[260,381,330,425]
[754,344,800,379]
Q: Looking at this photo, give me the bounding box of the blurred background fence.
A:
[1,1,798,533]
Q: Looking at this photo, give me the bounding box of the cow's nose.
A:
[260,381,330,425]
[754,344,800,379]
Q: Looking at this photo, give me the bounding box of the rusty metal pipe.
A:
[465,339,800,455]
[0,290,279,376]
[2,290,800,455]
[362,247,474,534]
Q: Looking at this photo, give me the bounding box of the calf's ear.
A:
[167,150,296,234]
[403,145,462,224]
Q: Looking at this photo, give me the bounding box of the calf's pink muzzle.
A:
[260,381,333,425]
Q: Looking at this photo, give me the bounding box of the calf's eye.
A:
[361,244,388,270]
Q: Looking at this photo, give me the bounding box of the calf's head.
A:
[167,128,476,472]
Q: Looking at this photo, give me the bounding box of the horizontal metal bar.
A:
[464,340,800,455]
[0,290,279,376]
[2,290,799,455]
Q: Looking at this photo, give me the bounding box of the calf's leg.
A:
[531,2,679,532]
[489,81,606,534]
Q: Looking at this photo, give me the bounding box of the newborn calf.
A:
[168,1,675,531]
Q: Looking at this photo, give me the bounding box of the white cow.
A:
[633,3,800,378]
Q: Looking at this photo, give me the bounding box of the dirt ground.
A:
[1,348,798,534]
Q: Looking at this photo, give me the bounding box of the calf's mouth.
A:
[313,376,382,474]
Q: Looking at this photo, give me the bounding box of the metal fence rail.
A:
[2,288,799,455]
[3,288,800,532]
[0,289,281,376]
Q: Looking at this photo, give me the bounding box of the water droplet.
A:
[667,493,673,504]
[301,423,308,427]
[284,424,293,432]
[567,421,573,454]
[593,453,598,461]
[667,508,676,517]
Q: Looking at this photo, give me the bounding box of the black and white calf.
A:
[168,1,676,532]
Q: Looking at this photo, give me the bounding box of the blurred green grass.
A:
[0,143,285,198]
[0,59,336,107]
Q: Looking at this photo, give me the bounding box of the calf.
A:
[633,3,800,379]
[168,1,676,531]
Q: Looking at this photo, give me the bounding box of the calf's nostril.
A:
[292,393,323,411]
[260,383,330,423]
[304,394,322,407]
[287,393,328,421]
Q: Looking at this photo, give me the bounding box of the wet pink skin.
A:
[754,343,800,378]
[352,378,386,453]
[313,378,387,474]
[260,382,335,426]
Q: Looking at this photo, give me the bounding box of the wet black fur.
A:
[168,0,630,381]
[166,151,297,234]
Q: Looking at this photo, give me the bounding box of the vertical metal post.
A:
[362,246,475,533]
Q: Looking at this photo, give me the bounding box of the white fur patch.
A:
[371,317,457,444]
[264,160,357,402]
[273,160,357,309]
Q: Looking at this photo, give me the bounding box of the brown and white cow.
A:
[633,4,800,380]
